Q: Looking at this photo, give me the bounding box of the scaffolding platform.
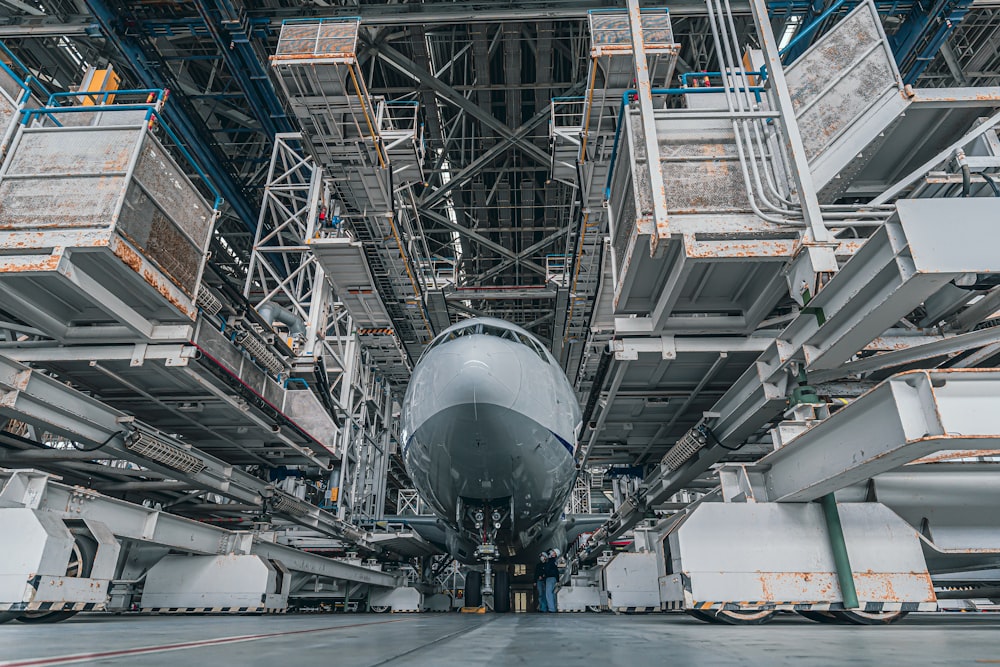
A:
[0,97,216,344]
[783,0,1000,200]
[608,106,795,335]
[271,19,431,373]
[4,317,340,466]
[309,236,393,331]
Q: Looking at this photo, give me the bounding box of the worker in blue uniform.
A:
[535,553,549,612]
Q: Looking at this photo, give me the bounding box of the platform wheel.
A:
[715,609,775,625]
[464,570,483,608]
[798,610,845,624]
[833,610,909,625]
[688,608,775,625]
[16,535,96,625]
[687,609,727,624]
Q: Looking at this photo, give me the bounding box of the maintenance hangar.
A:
[2,0,1000,664]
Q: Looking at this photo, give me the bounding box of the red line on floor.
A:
[0,617,416,667]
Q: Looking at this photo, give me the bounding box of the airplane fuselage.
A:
[400,318,581,562]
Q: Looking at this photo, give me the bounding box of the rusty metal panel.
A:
[117,184,202,296]
[0,176,125,230]
[133,136,213,249]
[785,1,901,161]
[5,127,137,176]
[624,114,757,219]
[0,94,16,139]
[674,503,935,605]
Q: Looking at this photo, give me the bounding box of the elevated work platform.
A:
[782,0,1000,201]
[552,7,681,377]
[3,319,339,467]
[271,18,431,377]
[0,93,217,344]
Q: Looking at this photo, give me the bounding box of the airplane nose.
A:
[436,339,521,409]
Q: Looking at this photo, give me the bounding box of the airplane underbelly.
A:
[404,402,576,528]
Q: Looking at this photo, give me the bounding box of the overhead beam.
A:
[420,209,548,276]
[368,39,553,168]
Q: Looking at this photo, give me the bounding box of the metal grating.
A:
[124,431,207,475]
[589,10,675,50]
[275,19,359,59]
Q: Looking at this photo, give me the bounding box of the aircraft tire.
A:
[493,570,511,613]
[465,570,483,608]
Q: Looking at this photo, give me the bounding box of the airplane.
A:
[399,317,601,610]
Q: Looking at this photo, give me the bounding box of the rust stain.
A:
[911,449,1000,464]
[111,239,196,320]
[0,252,61,273]
[113,241,144,274]
[142,267,197,319]
[757,571,837,601]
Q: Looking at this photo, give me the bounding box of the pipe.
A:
[256,302,307,338]
[819,493,860,609]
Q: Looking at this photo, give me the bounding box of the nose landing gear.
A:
[463,505,511,612]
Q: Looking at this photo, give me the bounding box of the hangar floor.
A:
[2,613,1000,666]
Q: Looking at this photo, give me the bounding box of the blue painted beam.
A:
[84,0,260,236]
[191,0,295,139]
[768,0,973,84]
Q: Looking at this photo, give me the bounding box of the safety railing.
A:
[19,90,223,211]
[274,17,361,61]
[588,7,676,54]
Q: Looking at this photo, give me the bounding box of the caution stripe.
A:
[357,328,394,336]
[687,601,938,612]
[614,606,659,614]
[0,602,105,613]
[140,606,287,614]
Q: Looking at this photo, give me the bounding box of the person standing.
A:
[543,548,560,613]
[535,553,549,613]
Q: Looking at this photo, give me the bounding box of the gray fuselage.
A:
[401,318,581,561]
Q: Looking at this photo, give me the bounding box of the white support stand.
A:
[658,503,937,613]
[141,554,290,613]
[368,586,424,612]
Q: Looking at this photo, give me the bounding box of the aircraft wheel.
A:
[370,605,390,614]
[798,610,845,624]
[586,605,603,613]
[16,535,97,624]
[493,570,511,613]
[0,612,21,625]
[833,610,909,625]
[464,570,483,608]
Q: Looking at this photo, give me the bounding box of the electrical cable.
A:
[701,423,745,452]
[72,430,125,452]
[981,172,1000,197]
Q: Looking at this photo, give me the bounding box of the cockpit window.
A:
[419,322,551,363]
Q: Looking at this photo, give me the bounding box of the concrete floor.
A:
[1,613,1000,666]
